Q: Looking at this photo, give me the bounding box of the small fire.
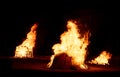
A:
[14,23,38,58]
[89,51,112,65]
[47,20,90,69]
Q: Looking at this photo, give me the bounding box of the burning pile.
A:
[14,23,37,58]
[47,20,90,69]
[88,51,112,65]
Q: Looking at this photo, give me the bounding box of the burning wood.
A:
[47,20,90,70]
[88,51,112,65]
[50,53,73,69]
[14,23,38,58]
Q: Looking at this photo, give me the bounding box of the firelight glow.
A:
[14,23,37,58]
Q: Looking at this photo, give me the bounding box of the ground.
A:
[0,56,120,76]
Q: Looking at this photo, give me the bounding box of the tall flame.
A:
[47,20,90,69]
[14,23,37,58]
[89,51,112,65]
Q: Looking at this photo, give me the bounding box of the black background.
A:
[0,1,120,58]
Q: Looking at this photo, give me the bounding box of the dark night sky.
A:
[0,1,120,57]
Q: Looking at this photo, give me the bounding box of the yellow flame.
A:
[89,51,112,65]
[47,20,90,69]
[14,23,37,58]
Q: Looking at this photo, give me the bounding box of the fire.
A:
[14,23,38,58]
[89,51,112,65]
[47,20,90,69]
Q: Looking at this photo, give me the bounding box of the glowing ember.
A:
[88,51,112,65]
[14,23,37,58]
[47,20,90,69]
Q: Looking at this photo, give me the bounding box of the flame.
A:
[47,20,90,69]
[89,51,112,65]
[14,23,37,58]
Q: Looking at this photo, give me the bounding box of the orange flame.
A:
[89,51,112,65]
[47,20,90,69]
[14,23,37,58]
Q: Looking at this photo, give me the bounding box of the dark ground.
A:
[0,55,120,77]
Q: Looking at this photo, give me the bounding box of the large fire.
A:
[47,20,90,69]
[88,51,112,65]
[14,23,37,58]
